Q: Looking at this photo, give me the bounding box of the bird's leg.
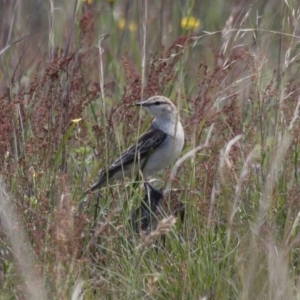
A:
[93,192,102,223]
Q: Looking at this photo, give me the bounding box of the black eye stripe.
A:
[143,100,171,107]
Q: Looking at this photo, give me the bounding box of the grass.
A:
[1,0,300,299]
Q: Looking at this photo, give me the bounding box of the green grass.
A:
[1,0,300,299]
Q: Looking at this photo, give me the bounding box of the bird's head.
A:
[135,96,178,121]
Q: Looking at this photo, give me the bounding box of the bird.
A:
[130,182,164,233]
[130,182,186,235]
[83,95,184,195]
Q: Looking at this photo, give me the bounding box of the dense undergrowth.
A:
[1,0,300,299]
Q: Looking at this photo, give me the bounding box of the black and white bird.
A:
[83,95,184,195]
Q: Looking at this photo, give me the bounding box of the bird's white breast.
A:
[143,120,184,176]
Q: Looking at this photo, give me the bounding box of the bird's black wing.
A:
[84,126,168,194]
[105,126,168,177]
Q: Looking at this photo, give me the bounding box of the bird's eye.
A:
[154,101,161,105]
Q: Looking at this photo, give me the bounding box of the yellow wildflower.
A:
[72,118,82,123]
[181,16,201,30]
[128,21,137,32]
[117,17,126,29]
[108,0,115,7]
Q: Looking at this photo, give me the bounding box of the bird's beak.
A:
[135,101,152,107]
[135,101,144,106]
[129,101,144,108]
